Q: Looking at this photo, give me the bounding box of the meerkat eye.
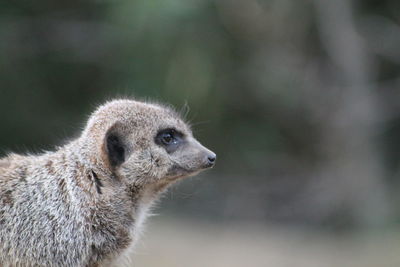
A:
[155,129,183,153]
[161,132,175,145]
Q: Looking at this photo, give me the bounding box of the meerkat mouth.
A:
[165,165,203,180]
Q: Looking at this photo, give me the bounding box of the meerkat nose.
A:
[206,152,217,167]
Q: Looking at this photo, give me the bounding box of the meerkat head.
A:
[81,99,216,187]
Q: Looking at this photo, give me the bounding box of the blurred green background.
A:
[1,0,400,266]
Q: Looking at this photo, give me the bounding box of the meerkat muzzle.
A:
[204,151,216,168]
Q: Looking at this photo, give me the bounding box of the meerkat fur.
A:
[0,99,216,266]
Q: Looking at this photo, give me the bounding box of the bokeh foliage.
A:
[1,0,400,230]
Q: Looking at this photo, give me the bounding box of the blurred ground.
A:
[134,218,400,267]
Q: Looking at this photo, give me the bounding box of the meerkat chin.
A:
[0,99,216,266]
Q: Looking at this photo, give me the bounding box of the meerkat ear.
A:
[104,124,126,167]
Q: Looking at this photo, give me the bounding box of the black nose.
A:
[207,153,216,167]
[208,155,216,163]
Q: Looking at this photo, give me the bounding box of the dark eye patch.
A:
[155,128,184,153]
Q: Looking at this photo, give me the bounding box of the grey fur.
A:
[0,99,216,266]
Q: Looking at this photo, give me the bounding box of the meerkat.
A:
[0,99,216,266]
